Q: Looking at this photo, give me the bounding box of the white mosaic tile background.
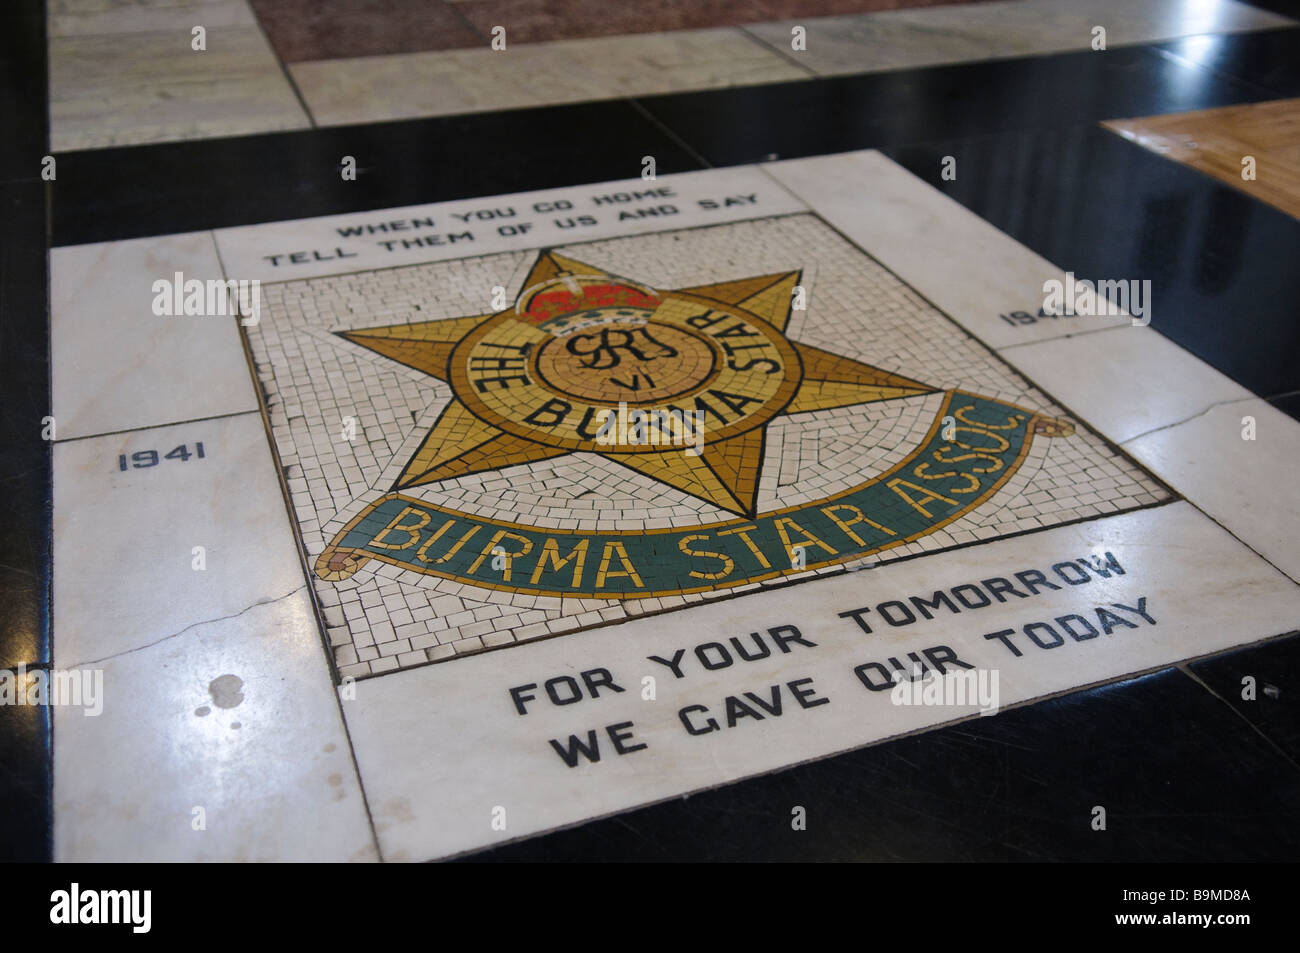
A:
[247,214,1170,678]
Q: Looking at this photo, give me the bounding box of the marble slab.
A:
[288,28,809,126]
[54,587,377,862]
[745,0,1294,77]
[48,0,258,38]
[760,149,1135,349]
[343,501,1300,860]
[998,323,1254,445]
[51,407,376,860]
[1125,398,1300,584]
[49,24,310,151]
[53,413,306,667]
[51,231,259,441]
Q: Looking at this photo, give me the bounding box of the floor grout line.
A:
[244,0,318,129]
[442,0,491,48]
[1178,661,1300,775]
[625,96,714,171]
[737,23,819,78]
[1144,28,1299,100]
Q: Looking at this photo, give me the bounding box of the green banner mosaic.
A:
[316,391,1060,597]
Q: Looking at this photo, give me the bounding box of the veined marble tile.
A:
[289,28,809,126]
[745,5,1046,75]
[54,587,377,862]
[998,324,1253,445]
[49,24,310,151]
[342,501,1300,860]
[1125,398,1300,584]
[746,0,1294,77]
[53,413,307,668]
[51,231,259,440]
[761,150,1133,349]
[214,166,808,283]
[48,0,257,38]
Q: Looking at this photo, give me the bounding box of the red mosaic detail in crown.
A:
[519,280,662,324]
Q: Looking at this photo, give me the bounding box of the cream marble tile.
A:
[49,0,257,38]
[342,501,1300,860]
[53,413,307,668]
[746,0,1293,76]
[761,150,1132,349]
[290,28,808,126]
[1124,398,1300,583]
[50,25,309,151]
[746,5,1045,75]
[54,588,377,862]
[998,324,1252,444]
[214,166,807,283]
[51,231,259,440]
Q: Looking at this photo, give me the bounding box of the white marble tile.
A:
[50,24,310,151]
[761,150,1133,348]
[289,28,808,126]
[51,410,374,860]
[54,587,377,862]
[342,501,1300,860]
[1124,398,1300,584]
[53,413,307,667]
[746,5,1046,75]
[998,324,1252,444]
[214,167,807,283]
[49,0,257,38]
[746,0,1293,77]
[51,231,259,440]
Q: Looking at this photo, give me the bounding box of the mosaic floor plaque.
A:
[51,154,1300,862]
[248,213,1169,679]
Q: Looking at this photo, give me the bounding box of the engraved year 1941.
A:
[117,443,206,471]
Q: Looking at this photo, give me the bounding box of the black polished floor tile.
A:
[1239,0,1300,17]
[0,175,51,862]
[0,0,45,184]
[634,44,1270,168]
[1268,391,1300,418]
[51,101,706,247]
[1154,26,1300,98]
[0,694,51,862]
[460,669,1300,862]
[1189,633,1300,765]
[0,182,52,672]
[883,126,1300,412]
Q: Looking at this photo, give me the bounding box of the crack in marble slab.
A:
[67,583,307,669]
[1120,396,1257,445]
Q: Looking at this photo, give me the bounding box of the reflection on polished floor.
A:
[5,0,1300,863]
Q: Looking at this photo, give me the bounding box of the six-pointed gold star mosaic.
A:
[338,250,935,517]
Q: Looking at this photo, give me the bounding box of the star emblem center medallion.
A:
[337,250,936,519]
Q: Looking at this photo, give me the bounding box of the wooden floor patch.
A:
[1104,98,1300,221]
